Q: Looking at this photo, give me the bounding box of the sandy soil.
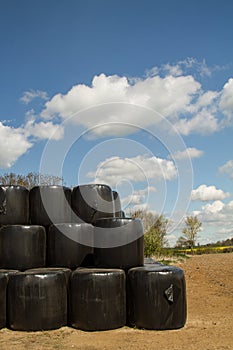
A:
[0,253,232,350]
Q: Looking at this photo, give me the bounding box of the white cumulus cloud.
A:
[195,91,219,109]
[24,119,64,140]
[172,147,204,160]
[87,154,177,187]
[121,186,157,208]
[175,109,219,135]
[4,60,233,168]
[201,200,225,214]
[0,116,64,168]
[0,122,32,168]
[41,71,222,138]
[39,63,233,138]
[20,89,48,104]
[191,184,230,201]
[219,78,233,122]
[195,200,233,226]
[219,160,233,179]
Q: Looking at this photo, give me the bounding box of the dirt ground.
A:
[0,253,232,350]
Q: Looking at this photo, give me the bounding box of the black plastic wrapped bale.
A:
[93,218,144,270]
[0,225,46,270]
[30,186,72,226]
[0,270,19,329]
[0,274,8,329]
[26,267,72,322]
[69,268,126,331]
[47,223,94,269]
[71,184,115,224]
[127,265,187,330]
[0,185,29,225]
[7,270,67,331]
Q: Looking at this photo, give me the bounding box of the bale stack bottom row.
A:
[0,184,187,331]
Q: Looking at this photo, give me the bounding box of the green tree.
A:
[131,209,168,257]
[182,215,202,250]
[0,172,64,189]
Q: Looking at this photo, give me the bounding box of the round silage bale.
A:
[69,268,126,331]
[0,269,19,329]
[93,218,144,269]
[127,265,187,330]
[47,223,94,269]
[71,184,115,224]
[0,185,29,225]
[0,225,46,270]
[30,185,72,226]
[7,269,67,331]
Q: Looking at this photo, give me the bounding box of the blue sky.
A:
[1,0,233,245]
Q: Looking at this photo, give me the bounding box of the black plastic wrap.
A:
[69,268,126,331]
[119,210,126,218]
[0,274,8,329]
[0,269,19,276]
[47,223,94,269]
[0,187,6,215]
[0,186,29,225]
[127,265,187,330]
[0,270,19,329]
[7,270,67,331]
[26,267,72,322]
[93,218,144,269]
[26,267,71,286]
[71,184,115,224]
[30,186,72,226]
[0,225,46,270]
[111,191,125,218]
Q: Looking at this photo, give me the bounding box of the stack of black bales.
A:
[0,184,186,331]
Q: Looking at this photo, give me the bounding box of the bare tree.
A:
[0,172,64,189]
[182,215,202,250]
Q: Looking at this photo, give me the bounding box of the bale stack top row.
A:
[0,184,124,226]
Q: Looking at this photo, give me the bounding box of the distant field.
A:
[175,245,233,254]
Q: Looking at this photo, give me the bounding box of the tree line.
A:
[0,172,63,189]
